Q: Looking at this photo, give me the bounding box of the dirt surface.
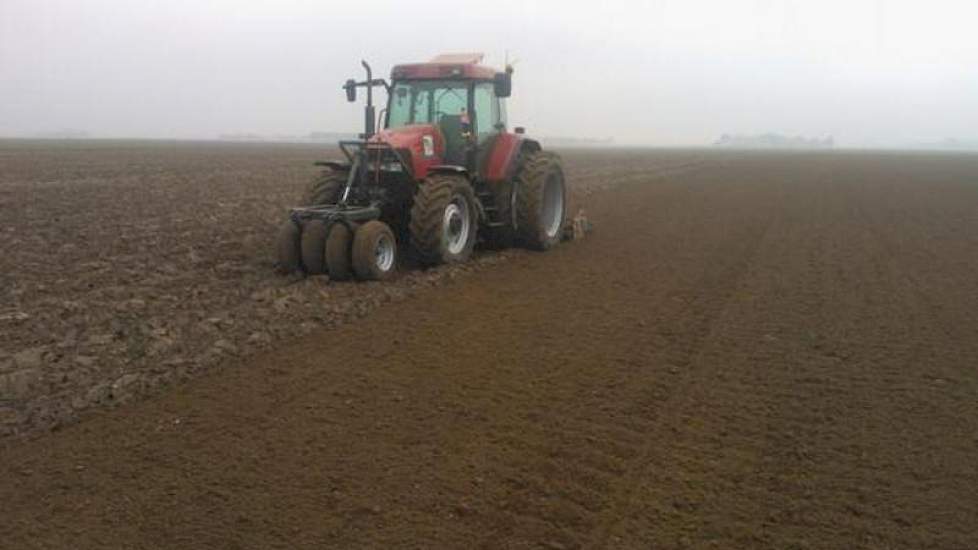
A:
[2,146,978,548]
[0,140,705,435]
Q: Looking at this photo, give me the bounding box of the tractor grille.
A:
[365,146,411,175]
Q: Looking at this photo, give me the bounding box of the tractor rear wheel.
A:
[352,221,397,281]
[275,219,302,274]
[325,222,356,281]
[516,151,566,251]
[302,168,346,205]
[409,174,478,265]
[300,220,328,275]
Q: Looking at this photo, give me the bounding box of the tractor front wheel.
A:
[325,222,356,281]
[302,168,346,206]
[301,220,328,275]
[409,174,478,265]
[275,219,301,274]
[352,221,397,281]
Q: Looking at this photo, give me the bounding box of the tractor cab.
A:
[383,53,511,171]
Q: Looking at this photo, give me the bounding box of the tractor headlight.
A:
[422,135,434,158]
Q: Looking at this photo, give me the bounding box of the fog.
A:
[2,0,977,147]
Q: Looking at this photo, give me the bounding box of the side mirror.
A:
[493,71,512,98]
[344,79,357,102]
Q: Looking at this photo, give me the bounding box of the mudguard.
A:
[484,134,542,183]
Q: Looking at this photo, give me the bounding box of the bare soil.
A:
[2,143,977,548]
[0,140,704,435]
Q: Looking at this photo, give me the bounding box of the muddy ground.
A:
[1,144,977,548]
[0,140,705,435]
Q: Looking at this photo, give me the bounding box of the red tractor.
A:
[277,53,567,280]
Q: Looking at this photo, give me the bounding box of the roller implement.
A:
[277,53,567,280]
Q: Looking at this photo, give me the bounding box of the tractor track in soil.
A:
[2,147,978,549]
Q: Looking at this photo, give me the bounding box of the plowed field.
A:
[1,143,977,549]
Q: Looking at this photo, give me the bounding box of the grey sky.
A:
[2,0,977,146]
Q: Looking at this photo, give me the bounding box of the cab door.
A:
[473,82,504,180]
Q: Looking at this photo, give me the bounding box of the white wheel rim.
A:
[374,233,395,271]
[542,174,564,238]
[443,197,471,255]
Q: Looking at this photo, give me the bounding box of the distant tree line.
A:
[714,133,834,149]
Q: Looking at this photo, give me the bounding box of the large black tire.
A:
[516,151,566,251]
[300,220,328,275]
[325,222,356,281]
[301,168,346,205]
[409,173,478,265]
[351,221,397,281]
[275,219,301,274]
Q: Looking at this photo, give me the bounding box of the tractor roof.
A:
[391,52,499,81]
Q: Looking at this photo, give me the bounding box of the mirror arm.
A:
[343,79,391,93]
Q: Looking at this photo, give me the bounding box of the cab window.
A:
[387,80,468,127]
[473,83,499,143]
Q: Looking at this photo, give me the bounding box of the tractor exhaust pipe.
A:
[362,60,375,139]
[343,60,389,139]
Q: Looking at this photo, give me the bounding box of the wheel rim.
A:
[443,196,471,255]
[542,174,564,238]
[374,233,395,272]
